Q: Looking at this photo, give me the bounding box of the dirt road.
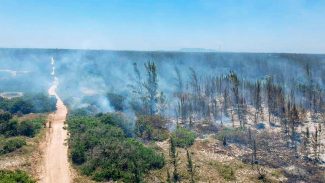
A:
[39,76,71,183]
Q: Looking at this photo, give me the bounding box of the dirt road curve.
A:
[40,79,71,183]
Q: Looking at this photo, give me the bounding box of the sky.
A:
[0,0,325,53]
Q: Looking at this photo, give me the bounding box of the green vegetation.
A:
[0,137,26,155]
[68,113,165,182]
[186,149,195,183]
[0,111,46,138]
[135,115,169,141]
[217,164,235,181]
[172,127,196,148]
[0,97,42,183]
[215,127,249,145]
[169,137,180,182]
[97,112,134,137]
[17,118,44,137]
[0,170,35,183]
[0,93,56,114]
[210,162,236,181]
[0,110,45,155]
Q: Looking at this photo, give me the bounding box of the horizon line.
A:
[0,47,324,55]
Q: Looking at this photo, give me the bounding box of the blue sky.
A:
[0,0,324,53]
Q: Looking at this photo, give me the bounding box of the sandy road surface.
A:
[39,78,71,183]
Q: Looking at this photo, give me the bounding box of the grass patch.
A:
[215,127,249,145]
[210,162,236,181]
[271,170,281,178]
[172,127,196,148]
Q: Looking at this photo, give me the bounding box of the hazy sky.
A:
[0,0,325,53]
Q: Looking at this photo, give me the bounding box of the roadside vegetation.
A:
[0,111,46,139]
[0,169,35,183]
[0,92,54,182]
[68,113,165,182]
[0,137,26,155]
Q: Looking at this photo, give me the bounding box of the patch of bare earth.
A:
[38,84,72,183]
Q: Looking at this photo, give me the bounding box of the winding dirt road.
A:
[40,60,71,182]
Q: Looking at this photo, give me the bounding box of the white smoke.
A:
[51,57,55,76]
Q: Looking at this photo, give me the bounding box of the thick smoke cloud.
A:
[0,48,324,115]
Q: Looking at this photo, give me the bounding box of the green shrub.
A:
[71,141,86,165]
[8,99,33,114]
[0,118,45,138]
[135,115,169,141]
[211,162,236,181]
[17,118,45,137]
[216,127,249,145]
[172,127,196,148]
[0,137,26,154]
[98,113,134,137]
[0,170,35,183]
[68,113,165,182]
[218,164,235,181]
[0,119,18,137]
[0,111,12,121]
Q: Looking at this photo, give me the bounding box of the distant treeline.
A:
[0,93,56,114]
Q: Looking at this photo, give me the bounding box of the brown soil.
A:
[39,83,71,183]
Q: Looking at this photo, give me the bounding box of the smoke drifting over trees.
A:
[1,49,324,114]
[0,48,324,182]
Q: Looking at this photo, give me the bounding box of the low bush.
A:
[0,119,18,137]
[217,164,236,181]
[135,115,169,141]
[0,111,12,121]
[0,169,35,183]
[17,118,45,137]
[97,113,134,137]
[68,113,165,182]
[172,127,196,148]
[0,117,45,138]
[0,137,26,154]
[216,127,249,145]
[210,162,236,181]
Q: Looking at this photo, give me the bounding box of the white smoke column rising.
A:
[51,57,55,65]
[49,57,59,97]
[51,57,55,76]
[97,95,114,113]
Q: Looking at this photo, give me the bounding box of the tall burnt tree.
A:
[144,61,159,115]
[129,62,146,115]
[174,67,187,123]
[253,81,262,124]
[228,71,245,127]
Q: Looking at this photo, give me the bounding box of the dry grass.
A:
[145,136,286,183]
